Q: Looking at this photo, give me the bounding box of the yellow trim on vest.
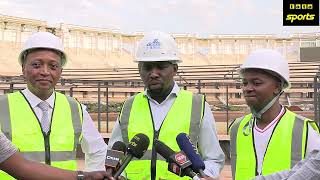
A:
[302,120,319,158]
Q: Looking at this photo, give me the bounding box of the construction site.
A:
[0,14,320,179]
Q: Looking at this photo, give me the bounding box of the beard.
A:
[147,87,163,96]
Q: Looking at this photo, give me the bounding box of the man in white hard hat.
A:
[0,131,114,180]
[229,49,320,180]
[108,31,225,180]
[0,32,107,179]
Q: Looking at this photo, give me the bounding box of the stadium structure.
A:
[0,14,320,133]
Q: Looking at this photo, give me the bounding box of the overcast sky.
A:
[0,0,319,37]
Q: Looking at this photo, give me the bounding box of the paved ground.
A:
[220,162,232,180]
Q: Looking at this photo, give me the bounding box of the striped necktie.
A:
[38,101,51,134]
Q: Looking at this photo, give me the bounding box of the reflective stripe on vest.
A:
[21,151,77,162]
[0,91,82,180]
[119,90,204,180]
[230,109,319,180]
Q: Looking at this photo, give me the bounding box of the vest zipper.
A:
[148,100,157,180]
[44,133,51,165]
[251,118,258,176]
[43,93,55,165]
[148,100,167,180]
[151,130,159,180]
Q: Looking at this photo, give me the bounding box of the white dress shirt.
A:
[108,82,225,178]
[21,88,107,171]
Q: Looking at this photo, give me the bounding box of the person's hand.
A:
[200,177,219,180]
[116,176,126,180]
[83,171,115,180]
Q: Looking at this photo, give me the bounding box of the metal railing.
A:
[314,71,320,126]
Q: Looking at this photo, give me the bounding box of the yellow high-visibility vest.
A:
[119,90,205,180]
[230,109,319,180]
[0,91,83,180]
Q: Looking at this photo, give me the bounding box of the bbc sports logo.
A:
[283,0,319,26]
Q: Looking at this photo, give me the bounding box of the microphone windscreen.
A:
[176,133,205,171]
[128,133,150,159]
[154,139,175,160]
[112,141,126,152]
[105,141,126,170]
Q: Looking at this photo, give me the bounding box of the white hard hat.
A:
[239,49,290,89]
[18,32,67,67]
[135,31,182,63]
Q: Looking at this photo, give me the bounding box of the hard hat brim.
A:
[18,47,67,67]
[238,67,291,89]
[134,57,182,63]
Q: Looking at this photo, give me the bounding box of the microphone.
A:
[105,141,126,175]
[113,133,150,178]
[154,139,200,180]
[176,133,207,178]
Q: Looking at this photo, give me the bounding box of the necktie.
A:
[38,101,51,134]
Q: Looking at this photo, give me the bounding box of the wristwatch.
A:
[77,171,85,180]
